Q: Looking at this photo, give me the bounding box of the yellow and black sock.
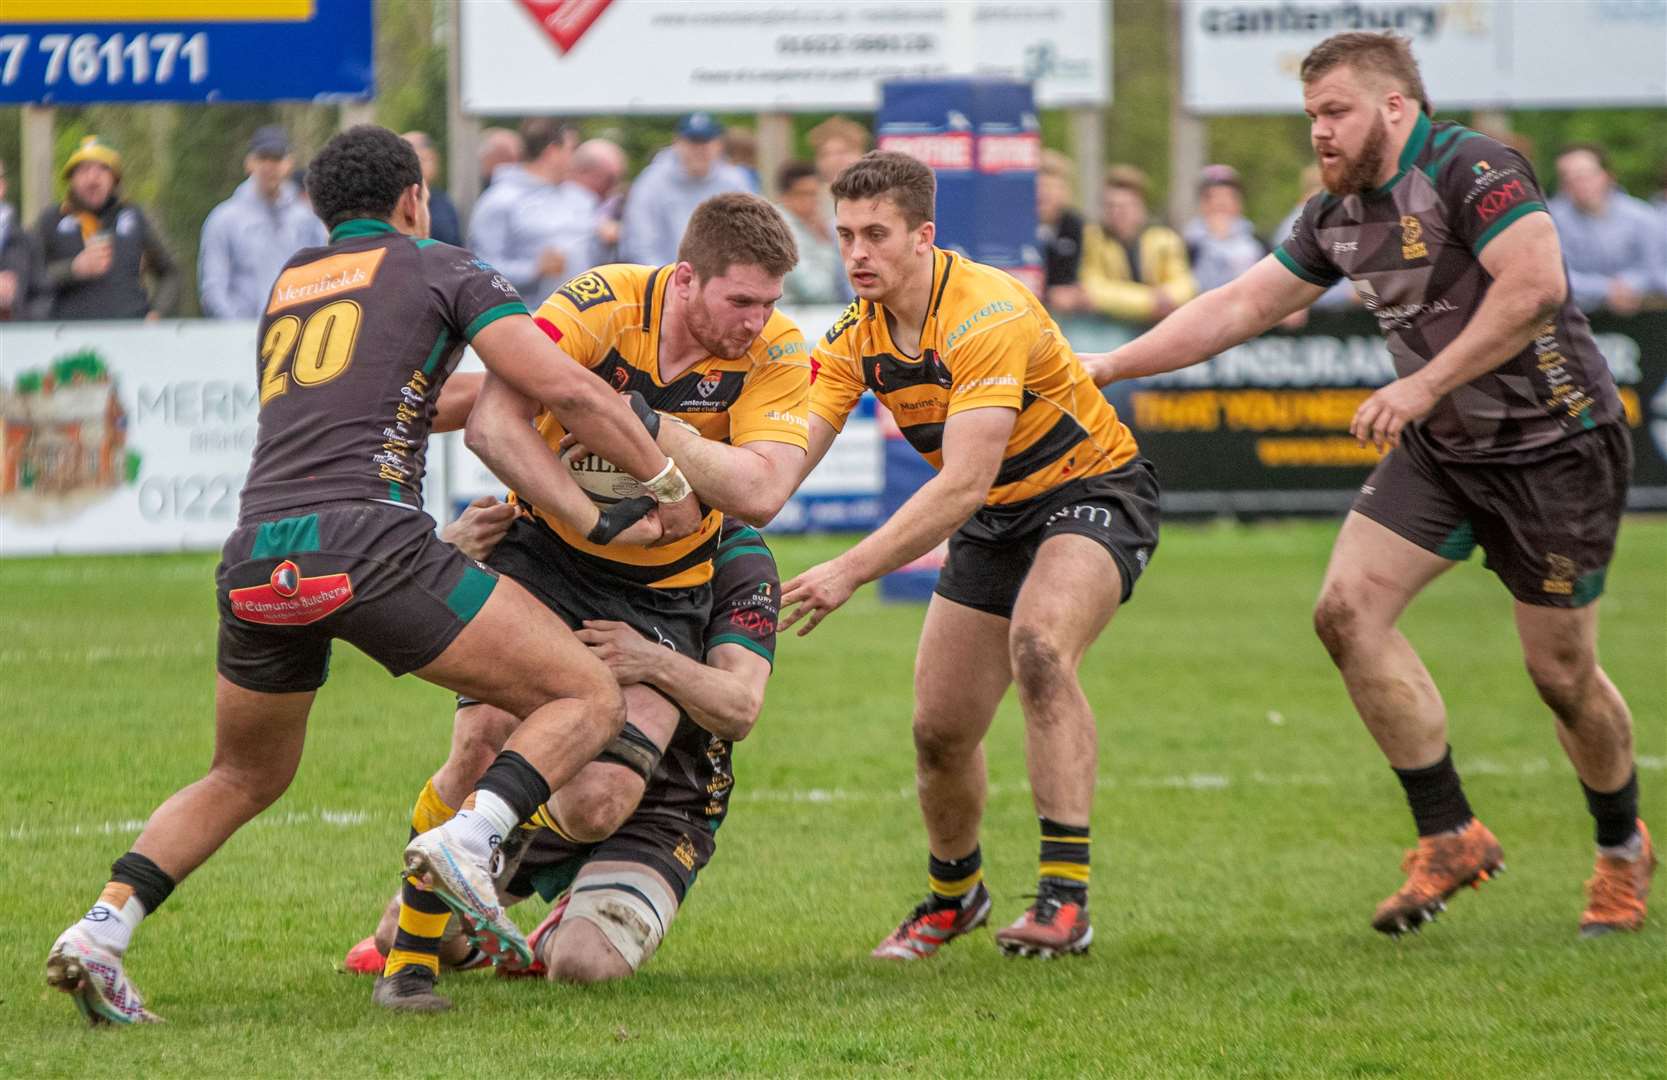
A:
[1038,817,1090,903]
[928,847,983,911]
[385,779,457,978]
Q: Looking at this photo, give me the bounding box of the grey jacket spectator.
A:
[1549,145,1667,313]
[198,130,327,318]
[776,161,849,305]
[467,118,590,301]
[1184,166,1268,292]
[1,169,46,321]
[35,137,179,321]
[620,114,753,266]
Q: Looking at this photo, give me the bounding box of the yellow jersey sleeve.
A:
[532,267,629,369]
[808,302,867,432]
[730,324,813,449]
[944,309,1030,417]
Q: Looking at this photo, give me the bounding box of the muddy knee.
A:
[1010,624,1070,709]
[1312,587,1362,663]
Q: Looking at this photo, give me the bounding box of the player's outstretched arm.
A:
[464,373,663,546]
[780,406,1014,635]
[655,425,806,528]
[470,314,701,540]
[576,622,770,741]
[1082,255,1326,387]
[1351,212,1567,451]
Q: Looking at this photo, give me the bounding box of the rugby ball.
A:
[560,413,699,505]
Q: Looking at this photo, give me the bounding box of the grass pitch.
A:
[2,518,1663,1078]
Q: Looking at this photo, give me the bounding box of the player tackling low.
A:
[43,125,701,1025]
[1083,32,1653,937]
[783,151,1160,959]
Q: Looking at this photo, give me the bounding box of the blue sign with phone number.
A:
[0,0,371,105]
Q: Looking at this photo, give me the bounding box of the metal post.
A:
[1069,107,1103,214]
[446,0,481,221]
[21,105,55,222]
[756,112,791,199]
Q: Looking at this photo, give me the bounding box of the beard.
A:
[1319,113,1390,196]
[684,293,751,360]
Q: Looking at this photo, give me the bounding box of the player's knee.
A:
[1523,641,1594,715]
[1312,587,1360,662]
[559,792,631,844]
[913,718,975,773]
[1010,624,1069,707]
[208,755,294,809]
[547,924,635,985]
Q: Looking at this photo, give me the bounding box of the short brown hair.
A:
[677,192,798,281]
[807,116,871,155]
[830,150,936,228]
[1103,164,1149,199]
[1300,32,1433,117]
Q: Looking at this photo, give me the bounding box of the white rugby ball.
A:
[560,412,699,505]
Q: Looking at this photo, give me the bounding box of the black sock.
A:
[1582,770,1640,849]
[1393,747,1474,837]
[927,847,983,910]
[110,852,177,915]
[1038,817,1089,905]
[474,749,552,825]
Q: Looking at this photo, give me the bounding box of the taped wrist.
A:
[587,494,657,544]
[641,458,693,504]
[596,721,664,782]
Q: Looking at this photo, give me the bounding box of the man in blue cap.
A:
[620,112,754,266]
[198,125,326,318]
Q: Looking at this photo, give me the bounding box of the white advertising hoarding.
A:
[461,0,1111,114]
[1182,0,1667,114]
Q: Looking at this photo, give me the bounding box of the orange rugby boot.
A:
[1371,817,1504,937]
[1580,819,1657,938]
[871,884,992,960]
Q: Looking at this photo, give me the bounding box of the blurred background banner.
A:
[460,0,1111,114]
[0,0,374,105]
[1182,0,1667,114]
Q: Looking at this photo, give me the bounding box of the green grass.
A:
[2,519,1663,1078]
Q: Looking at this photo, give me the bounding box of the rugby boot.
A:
[1580,819,1657,938]
[871,883,992,960]
[45,925,160,1026]
[371,964,451,1013]
[1371,818,1504,937]
[995,885,1092,958]
[499,893,570,980]
[404,827,531,969]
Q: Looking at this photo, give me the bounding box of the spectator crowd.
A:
[3,116,1666,325]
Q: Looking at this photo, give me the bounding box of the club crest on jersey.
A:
[229,563,354,626]
[611,366,631,391]
[697,373,721,398]
[824,300,860,344]
[557,271,616,311]
[1400,215,1427,261]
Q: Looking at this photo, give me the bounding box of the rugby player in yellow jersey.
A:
[373,194,812,1008]
[782,151,1160,959]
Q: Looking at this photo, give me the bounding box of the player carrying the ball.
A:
[783,150,1161,959]
[372,192,813,1009]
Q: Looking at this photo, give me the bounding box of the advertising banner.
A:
[1181,0,1667,114]
[461,0,1110,114]
[0,0,373,105]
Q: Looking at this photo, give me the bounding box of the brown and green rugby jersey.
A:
[238,218,528,522]
[1277,114,1622,463]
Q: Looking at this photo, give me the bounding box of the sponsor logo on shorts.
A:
[556,270,616,311]
[1400,215,1427,261]
[229,565,354,626]
[1332,240,1358,253]
[1135,547,1150,569]
[1046,503,1114,530]
[673,834,698,871]
[1542,552,1576,595]
[651,626,675,650]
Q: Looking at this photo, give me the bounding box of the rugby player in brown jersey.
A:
[369,193,812,1007]
[1082,33,1653,939]
[43,126,704,1026]
[784,151,1162,959]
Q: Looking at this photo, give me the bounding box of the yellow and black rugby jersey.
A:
[519,263,811,589]
[811,248,1137,506]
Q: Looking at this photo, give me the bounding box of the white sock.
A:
[1598,831,1644,861]
[80,894,146,954]
[445,791,518,859]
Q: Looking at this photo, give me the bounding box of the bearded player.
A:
[783,151,1161,959]
[372,193,812,1009]
[43,125,703,1026]
[1083,33,1653,938]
